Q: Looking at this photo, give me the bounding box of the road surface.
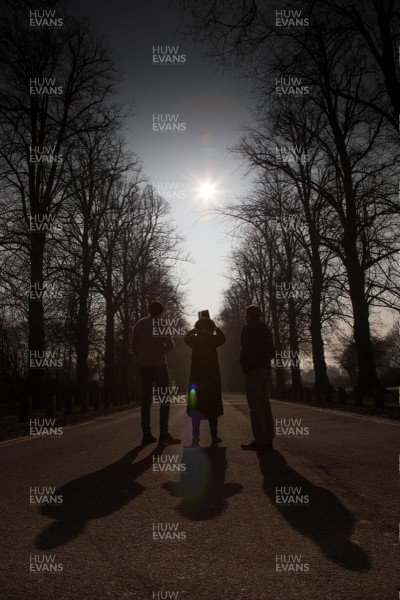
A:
[0,396,398,599]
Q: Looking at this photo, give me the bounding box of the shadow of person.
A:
[163,446,243,521]
[257,449,371,572]
[36,444,164,550]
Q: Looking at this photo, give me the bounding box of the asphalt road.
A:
[0,396,398,600]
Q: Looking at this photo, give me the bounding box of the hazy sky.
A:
[76,0,254,324]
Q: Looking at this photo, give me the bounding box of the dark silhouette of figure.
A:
[240,304,275,451]
[36,445,164,550]
[257,449,371,571]
[163,446,243,520]
[133,300,181,446]
[184,317,225,446]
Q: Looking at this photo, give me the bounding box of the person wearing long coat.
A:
[184,317,225,446]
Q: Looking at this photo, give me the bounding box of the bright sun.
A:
[197,181,217,202]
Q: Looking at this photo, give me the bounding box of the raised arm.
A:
[184,329,197,348]
[214,327,226,347]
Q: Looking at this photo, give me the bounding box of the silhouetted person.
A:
[240,304,275,451]
[184,317,225,446]
[132,301,181,446]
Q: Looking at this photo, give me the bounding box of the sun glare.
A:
[197,181,217,202]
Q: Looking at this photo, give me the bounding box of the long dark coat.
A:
[184,328,225,420]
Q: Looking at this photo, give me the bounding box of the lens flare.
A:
[196,181,217,202]
[188,384,197,410]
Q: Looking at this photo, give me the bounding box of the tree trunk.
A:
[120,296,132,402]
[103,276,115,407]
[75,235,91,412]
[75,290,90,412]
[287,297,302,389]
[309,254,329,392]
[345,248,380,393]
[327,96,381,394]
[268,276,285,390]
[24,232,46,419]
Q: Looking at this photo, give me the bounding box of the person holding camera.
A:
[184,316,225,447]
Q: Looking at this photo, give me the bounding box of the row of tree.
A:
[185,0,400,393]
[0,0,187,416]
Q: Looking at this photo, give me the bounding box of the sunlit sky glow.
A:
[76,0,253,324]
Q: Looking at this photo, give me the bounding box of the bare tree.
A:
[181,0,400,393]
[0,0,125,416]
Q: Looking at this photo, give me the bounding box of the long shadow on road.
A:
[163,446,243,520]
[257,449,371,572]
[35,444,164,550]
